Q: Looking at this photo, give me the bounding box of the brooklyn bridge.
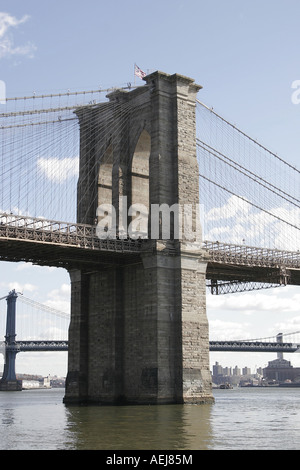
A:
[0,71,299,404]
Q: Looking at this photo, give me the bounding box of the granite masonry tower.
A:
[64,71,214,405]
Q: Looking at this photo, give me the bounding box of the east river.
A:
[0,387,299,450]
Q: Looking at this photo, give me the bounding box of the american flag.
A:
[134,64,146,79]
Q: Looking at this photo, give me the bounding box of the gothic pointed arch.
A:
[98,144,113,207]
[130,129,150,237]
[131,129,150,209]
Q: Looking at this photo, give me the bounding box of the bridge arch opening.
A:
[0,261,70,385]
[130,129,150,237]
[98,143,113,208]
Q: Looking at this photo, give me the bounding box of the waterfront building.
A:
[263,358,300,383]
[263,340,300,383]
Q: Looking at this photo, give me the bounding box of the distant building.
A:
[43,376,51,388]
[22,380,40,389]
[212,362,223,377]
[232,366,241,376]
[223,366,232,376]
[263,333,300,383]
[242,367,251,376]
[212,362,247,387]
[263,358,300,383]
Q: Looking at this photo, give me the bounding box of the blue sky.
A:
[0,0,300,376]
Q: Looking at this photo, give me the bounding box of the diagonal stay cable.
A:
[196,99,300,174]
[198,173,300,231]
[197,139,300,207]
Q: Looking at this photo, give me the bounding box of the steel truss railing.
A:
[0,212,142,253]
[203,240,300,269]
[206,280,284,295]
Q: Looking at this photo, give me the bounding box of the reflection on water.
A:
[65,403,213,450]
[1,387,300,449]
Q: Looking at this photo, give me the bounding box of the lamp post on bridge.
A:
[0,289,22,391]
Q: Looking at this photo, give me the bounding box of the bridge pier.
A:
[64,71,214,405]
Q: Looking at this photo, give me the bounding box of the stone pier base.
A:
[64,244,214,405]
[0,380,22,391]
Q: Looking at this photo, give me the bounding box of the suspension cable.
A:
[197,99,300,174]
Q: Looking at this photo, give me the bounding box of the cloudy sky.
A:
[0,0,300,376]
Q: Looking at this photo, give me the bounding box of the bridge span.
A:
[0,212,299,292]
[3,339,299,354]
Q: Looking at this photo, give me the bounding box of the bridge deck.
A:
[3,340,299,353]
[209,340,300,353]
[0,213,299,284]
[0,212,144,268]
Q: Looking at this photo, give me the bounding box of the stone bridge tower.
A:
[64,71,214,405]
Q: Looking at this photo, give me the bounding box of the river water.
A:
[0,387,299,450]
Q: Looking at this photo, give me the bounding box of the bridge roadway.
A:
[0,212,299,286]
[2,340,300,353]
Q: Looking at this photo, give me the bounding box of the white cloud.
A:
[15,262,57,272]
[275,315,300,335]
[44,283,70,314]
[37,326,67,341]
[0,12,36,59]
[0,12,29,38]
[207,286,300,316]
[206,195,251,222]
[209,318,251,341]
[2,281,37,294]
[203,195,300,250]
[37,157,79,183]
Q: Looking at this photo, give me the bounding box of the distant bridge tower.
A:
[0,290,21,391]
[64,71,214,405]
[276,333,284,360]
